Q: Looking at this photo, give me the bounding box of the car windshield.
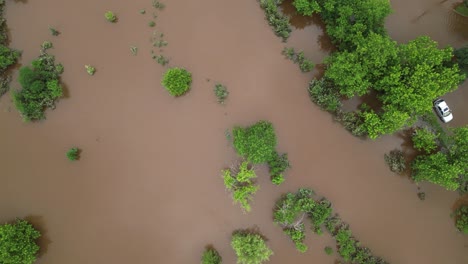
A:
[443,110,451,117]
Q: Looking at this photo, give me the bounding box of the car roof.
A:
[437,100,448,109]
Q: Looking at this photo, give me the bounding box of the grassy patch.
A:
[455,4,468,17]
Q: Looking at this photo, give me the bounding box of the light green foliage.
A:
[384,149,406,173]
[259,0,291,41]
[267,152,289,185]
[66,147,79,161]
[284,224,307,253]
[233,121,277,164]
[324,246,333,255]
[139,9,146,14]
[412,152,462,191]
[454,205,468,234]
[48,27,60,36]
[130,46,138,56]
[85,65,96,76]
[335,229,357,262]
[412,128,438,153]
[334,110,366,137]
[222,161,258,212]
[148,21,156,27]
[105,11,117,22]
[13,50,64,121]
[282,47,315,72]
[41,41,53,50]
[293,0,320,16]
[0,44,20,71]
[201,247,222,264]
[231,231,273,264]
[309,199,332,234]
[161,67,192,96]
[308,79,342,113]
[0,219,41,264]
[214,84,229,104]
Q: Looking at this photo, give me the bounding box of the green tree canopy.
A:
[0,219,41,264]
[231,231,273,264]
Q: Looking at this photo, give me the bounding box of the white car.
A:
[433,99,453,123]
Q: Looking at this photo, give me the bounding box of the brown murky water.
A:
[0,0,467,263]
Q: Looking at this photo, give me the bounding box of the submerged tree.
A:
[222,161,258,212]
[231,230,273,264]
[0,219,41,264]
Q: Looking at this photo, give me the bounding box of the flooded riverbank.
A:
[0,0,467,263]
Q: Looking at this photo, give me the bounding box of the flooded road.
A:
[0,0,467,263]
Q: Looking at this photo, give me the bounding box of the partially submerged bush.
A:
[267,152,289,185]
[0,219,41,264]
[412,127,438,153]
[454,205,468,234]
[161,67,192,96]
[282,47,315,72]
[85,65,96,75]
[67,147,80,161]
[384,149,406,173]
[309,199,332,234]
[13,49,64,121]
[308,79,342,113]
[259,0,291,41]
[324,246,333,255]
[334,110,366,137]
[231,230,273,264]
[222,161,258,212]
[48,27,60,36]
[201,247,222,264]
[233,121,277,164]
[105,11,117,22]
[293,0,321,16]
[214,84,229,104]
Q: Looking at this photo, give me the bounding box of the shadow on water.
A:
[24,215,52,258]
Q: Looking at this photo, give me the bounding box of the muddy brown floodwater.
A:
[0,0,467,263]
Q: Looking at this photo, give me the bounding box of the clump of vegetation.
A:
[454,45,468,74]
[274,188,315,252]
[233,121,277,164]
[455,0,468,17]
[282,47,314,72]
[161,67,192,97]
[41,41,53,50]
[48,27,60,36]
[259,0,292,41]
[293,0,320,16]
[85,65,96,76]
[66,147,80,161]
[454,205,468,234]
[148,21,156,27]
[222,161,258,212]
[130,46,138,56]
[309,199,332,234]
[139,9,146,14]
[334,110,367,137]
[231,230,273,264]
[154,54,169,66]
[308,79,342,113]
[324,246,333,255]
[105,11,117,23]
[152,0,165,10]
[201,247,222,264]
[13,47,64,121]
[412,128,438,153]
[0,219,41,264]
[384,149,406,174]
[0,0,20,97]
[214,84,229,104]
[417,192,426,201]
[267,152,289,185]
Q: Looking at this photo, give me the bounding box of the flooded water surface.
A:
[0,0,467,263]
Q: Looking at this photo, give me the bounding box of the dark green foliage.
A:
[282,47,315,72]
[214,84,229,104]
[417,192,426,201]
[231,230,273,264]
[148,21,156,27]
[232,121,277,164]
[0,44,20,71]
[161,67,192,96]
[454,46,468,71]
[201,247,222,264]
[293,0,320,16]
[48,27,60,36]
[105,11,117,22]
[324,246,333,255]
[267,152,289,185]
[13,49,64,121]
[67,147,79,161]
[454,205,468,234]
[309,199,332,234]
[334,110,366,137]
[412,128,438,153]
[308,78,342,113]
[0,219,41,264]
[0,5,21,98]
[259,0,292,41]
[335,229,356,262]
[384,149,406,173]
[222,161,258,212]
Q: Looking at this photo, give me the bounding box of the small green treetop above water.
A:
[454,205,468,234]
[201,247,222,264]
[233,121,277,164]
[231,230,273,264]
[0,219,41,264]
[0,44,20,71]
[67,147,79,161]
[161,67,192,96]
[293,0,321,16]
[222,161,258,212]
[412,127,438,153]
[85,65,96,76]
[105,11,117,22]
[214,84,229,104]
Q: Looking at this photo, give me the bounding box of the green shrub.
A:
[0,44,20,71]
[67,147,79,161]
[0,219,41,264]
[454,205,468,234]
[309,199,332,234]
[13,50,64,121]
[293,0,321,16]
[324,246,333,255]
[148,21,156,27]
[222,161,258,212]
[267,152,289,185]
[214,84,229,104]
[308,79,342,113]
[454,46,468,71]
[384,149,406,173]
[48,27,60,36]
[412,128,438,153]
[152,0,165,9]
[231,231,273,264]
[85,65,96,75]
[233,121,277,164]
[284,224,307,253]
[161,67,192,96]
[334,110,366,136]
[130,46,138,56]
[139,9,146,14]
[282,47,315,72]
[201,247,222,264]
[259,0,291,41]
[105,11,117,22]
